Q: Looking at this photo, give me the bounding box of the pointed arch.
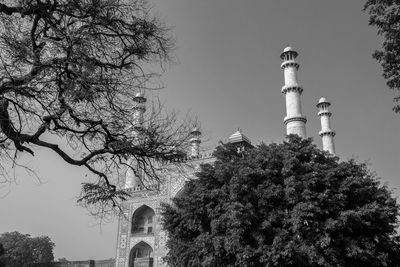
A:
[131,205,155,235]
[174,188,185,199]
[129,241,153,267]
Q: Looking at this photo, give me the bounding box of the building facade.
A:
[115,47,337,267]
[114,154,214,267]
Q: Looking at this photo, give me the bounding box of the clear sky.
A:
[1,0,399,261]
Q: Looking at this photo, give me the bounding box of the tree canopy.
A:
[0,0,195,213]
[162,136,400,267]
[0,243,5,267]
[364,0,400,113]
[0,231,54,267]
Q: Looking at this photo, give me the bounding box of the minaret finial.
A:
[280,46,307,138]
[317,97,336,154]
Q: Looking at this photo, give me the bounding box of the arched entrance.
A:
[131,205,155,235]
[174,186,187,199]
[129,241,154,267]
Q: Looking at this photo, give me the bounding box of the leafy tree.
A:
[0,243,5,267]
[30,236,54,264]
[0,231,55,267]
[162,136,400,267]
[364,0,400,113]
[0,0,195,212]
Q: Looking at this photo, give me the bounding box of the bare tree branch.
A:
[0,0,196,215]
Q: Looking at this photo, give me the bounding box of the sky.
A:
[1,0,400,261]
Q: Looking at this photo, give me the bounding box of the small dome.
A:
[316,97,331,108]
[283,46,293,53]
[135,91,145,98]
[318,97,327,103]
[229,128,251,145]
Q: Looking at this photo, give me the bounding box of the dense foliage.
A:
[162,136,400,267]
[0,243,5,267]
[0,231,54,267]
[364,0,400,113]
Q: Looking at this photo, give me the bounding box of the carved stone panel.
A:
[120,234,127,248]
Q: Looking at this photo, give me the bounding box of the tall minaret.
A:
[124,91,147,189]
[189,127,201,158]
[132,90,147,130]
[280,46,307,138]
[317,97,336,154]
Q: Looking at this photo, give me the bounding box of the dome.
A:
[316,97,331,108]
[135,91,145,98]
[228,128,251,144]
[283,46,293,53]
[318,97,327,103]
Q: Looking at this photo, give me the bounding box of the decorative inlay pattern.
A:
[120,235,127,248]
[159,231,167,248]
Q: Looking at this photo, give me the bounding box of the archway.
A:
[129,241,153,267]
[131,205,155,235]
[174,187,185,199]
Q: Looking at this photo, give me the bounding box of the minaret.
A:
[189,127,201,158]
[125,91,147,189]
[317,97,336,154]
[132,91,146,130]
[280,46,307,138]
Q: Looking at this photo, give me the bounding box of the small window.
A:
[147,216,153,224]
[147,227,153,234]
